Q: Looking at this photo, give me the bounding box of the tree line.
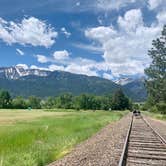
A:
[0,89,132,111]
[144,25,166,114]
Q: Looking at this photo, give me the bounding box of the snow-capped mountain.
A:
[0,66,50,80]
[115,77,135,85]
[0,66,147,101]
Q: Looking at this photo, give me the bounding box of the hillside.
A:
[0,66,147,101]
[0,69,119,97]
[123,78,147,102]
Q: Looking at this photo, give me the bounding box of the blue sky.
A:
[0,0,166,79]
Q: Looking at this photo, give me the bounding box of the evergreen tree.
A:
[42,97,56,109]
[145,25,166,104]
[56,93,74,109]
[111,89,130,110]
[28,96,41,109]
[0,90,11,108]
[12,96,27,109]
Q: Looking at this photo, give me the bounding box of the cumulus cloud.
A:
[73,43,103,53]
[48,64,65,71]
[61,27,71,38]
[85,26,117,43]
[65,63,98,76]
[16,48,24,56]
[35,50,70,64]
[36,55,49,63]
[85,8,165,77]
[0,17,57,47]
[103,73,113,80]
[30,65,50,71]
[76,2,80,6]
[16,64,29,70]
[157,11,166,25]
[117,9,143,33]
[148,0,165,10]
[96,0,136,10]
[35,50,99,76]
[53,50,69,60]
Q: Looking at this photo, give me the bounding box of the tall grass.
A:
[143,111,166,121]
[0,110,127,166]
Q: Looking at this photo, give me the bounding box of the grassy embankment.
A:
[0,109,128,166]
[143,111,166,121]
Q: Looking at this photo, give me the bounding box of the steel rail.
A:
[118,113,166,166]
[142,116,166,145]
[118,114,133,166]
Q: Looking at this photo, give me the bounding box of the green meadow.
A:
[143,111,166,121]
[0,109,127,166]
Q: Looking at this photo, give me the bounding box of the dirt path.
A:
[48,114,131,166]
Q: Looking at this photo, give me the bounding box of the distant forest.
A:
[0,89,132,111]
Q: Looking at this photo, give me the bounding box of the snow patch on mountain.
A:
[115,77,135,85]
[0,66,50,80]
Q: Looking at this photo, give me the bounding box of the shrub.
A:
[156,102,166,114]
[141,103,149,111]
[150,105,158,113]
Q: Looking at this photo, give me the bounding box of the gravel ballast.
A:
[144,116,166,140]
[48,114,131,166]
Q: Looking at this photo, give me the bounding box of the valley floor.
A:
[48,113,131,166]
[0,109,127,166]
[49,112,166,166]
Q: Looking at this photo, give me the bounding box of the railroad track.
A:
[119,114,166,166]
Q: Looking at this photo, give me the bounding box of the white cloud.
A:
[148,0,165,10]
[85,26,117,43]
[49,64,65,71]
[53,50,69,60]
[85,8,164,76]
[0,17,57,47]
[36,55,49,63]
[103,73,113,80]
[157,11,166,25]
[73,43,103,53]
[65,64,98,76]
[34,51,99,76]
[96,0,136,10]
[76,2,80,6]
[118,9,143,33]
[16,64,29,70]
[61,27,71,38]
[16,48,24,56]
[30,65,50,71]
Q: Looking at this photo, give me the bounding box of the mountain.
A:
[0,66,119,98]
[0,66,147,101]
[122,77,147,102]
[0,66,50,79]
[115,77,135,85]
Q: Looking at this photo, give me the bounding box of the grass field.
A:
[0,109,127,166]
[143,111,166,121]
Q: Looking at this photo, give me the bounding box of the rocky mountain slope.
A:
[0,66,147,101]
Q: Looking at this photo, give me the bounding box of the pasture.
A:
[0,109,127,166]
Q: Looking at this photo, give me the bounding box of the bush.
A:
[156,102,166,114]
[150,105,158,113]
[12,96,28,109]
[141,103,149,111]
[133,103,139,110]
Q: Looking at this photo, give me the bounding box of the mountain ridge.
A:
[0,66,147,101]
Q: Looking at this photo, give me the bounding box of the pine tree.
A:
[145,25,166,104]
[0,90,11,108]
[111,89,130,110]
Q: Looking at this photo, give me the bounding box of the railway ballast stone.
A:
[145,116,166,140]
[48,113,131,166]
